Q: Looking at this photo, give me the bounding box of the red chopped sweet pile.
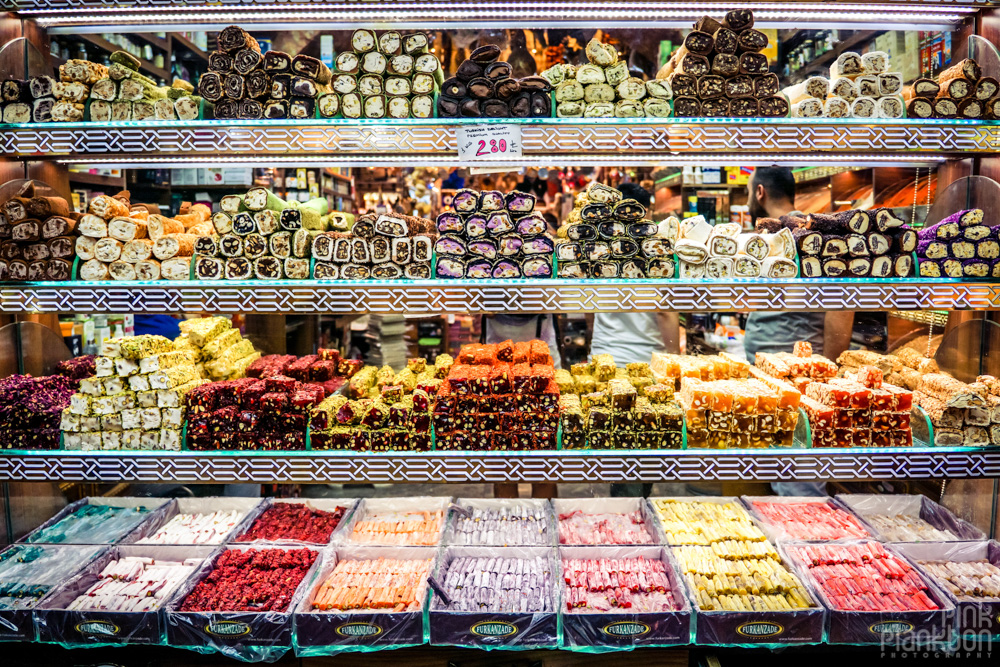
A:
[236,503,348,544]
[434,339,559,451]
[179,548,317,612]
[789,542,939,612]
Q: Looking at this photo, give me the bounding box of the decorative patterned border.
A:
[0,449,996,483]
[3,279,1000,314]
[2,120,998,158]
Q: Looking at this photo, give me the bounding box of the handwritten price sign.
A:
[457,124,522,164]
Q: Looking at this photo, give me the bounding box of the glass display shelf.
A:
[12,0,980,32]
[3,277,999,314]
[3,118,996,165]
[0,447,995,483]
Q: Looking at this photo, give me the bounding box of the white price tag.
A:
[457,124,522,163]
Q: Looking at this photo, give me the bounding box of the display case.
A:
[3,0,1000,662]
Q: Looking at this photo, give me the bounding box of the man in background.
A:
[591,181,679,497]
[743,167,853,497]
[743,167,854,364]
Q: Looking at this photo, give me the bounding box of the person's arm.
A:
[823,311,854,362]
[656,312,681,354]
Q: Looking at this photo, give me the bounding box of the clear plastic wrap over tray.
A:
[559,546,692,651]
[444,498,555,546]
[428,546,560,649]
[232,498,359,547]
[20,497,170,545]
[741,496,873,543]
[651,496,826,646]
[553,497,661,546]
[164,544,321,663]
[835,494,986,543]
[341,497,450,547]
[894,540,1000,639]
[0,544,106,642]
[34,544,214,647]
[119,497,264,546]
[293,546,434,656]
[782,540,957,646]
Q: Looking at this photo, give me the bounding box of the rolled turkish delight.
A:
[436,257,465,278]
[195,256,223,280]
[877,96,904,119]
[732,255,760,277]
[225,257,252,280]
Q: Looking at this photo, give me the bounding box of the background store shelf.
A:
[2,119,997,165]
[0,447,995,483]
[14,1,979,31]
[4,278,1000,314]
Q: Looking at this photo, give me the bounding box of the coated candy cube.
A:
[687,429,709,448]
[833,428,853,447]
[581,392,608,410]
[237,410,259,432]
[563,431,586,449]
[531,412,559,432]
[411,432,431,451]
[707,411,732,431]
[656,403,683,430]
[776,409,798,431]
[261,392,289,412]
[707,431,730,448]
[489,366,511,394]
[794,341,812,357]
[871,412,892,431]
[339,358,363,378]
[757,413,777,433]
[732,387,758,415]
[608,379,637,411]
[806,383,851,409]
[852,429,872,447]
[381,384,404,404]
[890,430,912,447]
[870,388,895,412]
[711,386,734,412]
[309,359,339,382]
[588,407,611,430]
[635,401,658,429]
[857,365,883,389]
[352,430,370,451]
[733,413,757,432]
[265,375,297,392]
[644,383,675,403]
[685,409,707,430]
[389,402,411,428]
[411,412,430,433]
[834,410,853,429]
[884,383,912,412]
[283,431,306,450]
[612,409,635,430]
[829,378,872,409]
[457,394,480,412]
[589,431,611,449]
[679,378,711,409]
[801,396,834,430]
[871,431,892,448]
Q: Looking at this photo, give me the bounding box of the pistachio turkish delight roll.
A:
[49,101,83,122]
[611,98,642,119]
[137,259,162,280]
[730,255,759,277]
[976,77,999,101]
[340,92,362,118]
[219,234,243,257]
[959,98,983,119]
[940,258,963,278]
[252,256,282,280]
[759,96,789,117]
[584,102,613,118]
[404,263,430,279]
[411,94,433,118]
[267,230,292,259]
[705,256,734,278]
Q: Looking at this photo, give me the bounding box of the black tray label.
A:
[736,621,783,638]
[75,620,120,637]
[205,621,252,637]
[470,621,518,637]
[336,622,382,637]
[601,621,650,637]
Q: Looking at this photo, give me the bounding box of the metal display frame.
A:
[0,448,997,484]
[3,278,1000,314]
[1,119,997,163]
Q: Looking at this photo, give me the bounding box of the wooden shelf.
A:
[787,31,880,85]
[76,34,170,81]
[67,172,125,188]
[170,33,209,62]
[131,32,170,53]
